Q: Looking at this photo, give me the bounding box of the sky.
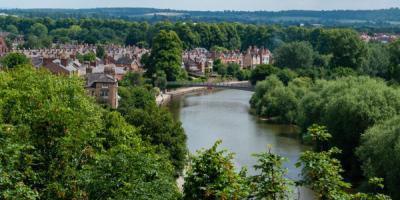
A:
[0,0,399,11]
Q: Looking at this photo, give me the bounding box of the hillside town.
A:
[0,35,273,108]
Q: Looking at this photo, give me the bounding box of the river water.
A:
[168,89,314,199]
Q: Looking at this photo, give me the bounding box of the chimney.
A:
[104,65,116,77]
[43,57,53,66]
[61,58,68,67]
[86,66,93,74]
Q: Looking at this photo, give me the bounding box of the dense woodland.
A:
[0,13,400,199]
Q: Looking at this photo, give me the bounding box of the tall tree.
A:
[252,146,293,200]
[323,29,367,69]
[184,140,250,199]
[357,116,400,199]
[274,41,314,69]
[146,30,186,81]
[0,52,30,69]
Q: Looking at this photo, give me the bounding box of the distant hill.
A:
[1,7,400,27]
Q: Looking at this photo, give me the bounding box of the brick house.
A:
[242,46,271,69]
[85,66,118,109]
[0,37,8,57]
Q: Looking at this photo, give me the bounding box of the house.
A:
[0,37,8,56]
[85,66,119,109]
[242,46,271,69]
[211,50,243,67]
[183,48,213,74]
[41,55,79,76]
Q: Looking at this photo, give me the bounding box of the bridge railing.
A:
[166,81,254,91]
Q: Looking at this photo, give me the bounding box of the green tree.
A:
[323,29,367,69]
[117,86,156,115]
[251,146,293,200]
[0,66,181,199]
[236,69,251,81]
[256,77,299,123]
[388,39,400,82]
[0,52,30,69]
[118,86,187,173]
[96,45,106,59]
[357,116,400,199]
[250,64,279,85]
[227,63,241,77]
[184,140,250,200]
[0,66,103,198]
[79,112,181,200]
[120,71,146,87]
[297,125,391,200]
[146,30,186,81]
[274,41,314,69]
[213,59,227,76]
[360,43,391,78]
[298,76,400,177]
[277,68,298,85]
[174,23,200,49]
[29,23,48,37]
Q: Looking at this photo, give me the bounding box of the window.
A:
[100,89,109,97]
[102,84,109,88]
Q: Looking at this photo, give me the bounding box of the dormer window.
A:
[102,84,109,88]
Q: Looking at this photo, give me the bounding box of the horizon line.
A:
[0,6,399,12]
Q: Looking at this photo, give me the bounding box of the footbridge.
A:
[166,81,255,92]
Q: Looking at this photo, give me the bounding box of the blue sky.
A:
[0,0,399,11]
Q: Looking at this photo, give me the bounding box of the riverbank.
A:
[156,87,208,106]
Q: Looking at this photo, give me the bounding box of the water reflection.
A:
[168,89,314,200]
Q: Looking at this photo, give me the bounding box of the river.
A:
[168,89,314,199]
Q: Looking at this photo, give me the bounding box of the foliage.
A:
[250,64,279,85]
[303,124,331,151]
[277,68,298,85]
[227,63,241,77]
[360,43,391,78]
[96,45,106,59]
[251,146,293,200]
[250,75,311,124]
[79,112,181,200]
[146,30,186,82]
[120,71,146,87]
[0,53,30,69]
[117,86,156,115]
[357,115,400,199]
[213,59,227,76]
[388,39,400,82]
[118,84,187,174]
[298,76,400,176]
[274,41,314,69]
[236,69,251,81]
[322,29,367,69]
[296,147,352,200]
[183,140,250,200]
[297,125,392,200]
[77,52,96,62]
[0,66,180,199]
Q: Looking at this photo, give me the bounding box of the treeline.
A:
[3,8,400,29]
[2,15,399,82]
[0,15,382,51]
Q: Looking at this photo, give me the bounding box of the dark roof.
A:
[116,56,134,65]
[86,73,116,87]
